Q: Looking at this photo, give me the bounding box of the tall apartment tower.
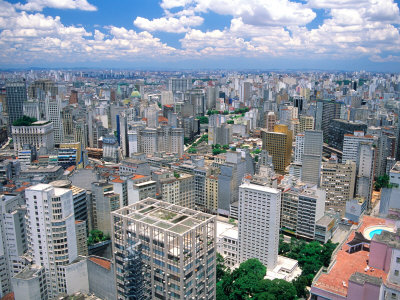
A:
[301,130,323,185]
[112,198,216,300]
[238,180,281,269]
[168,78,192,94]
[25,184,78,299]
[160,173,195,209]
[356,143,376,207]
[321,161,357,215]
[0,194,27,298]
[261,124,293,173]
[6,79,27,129]
[46,98,64,144]
[299,115,314,133]
[294,133,305,164]
[315,99,343,139]
[264,111,276,131]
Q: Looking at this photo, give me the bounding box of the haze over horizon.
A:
[1,0,400,71]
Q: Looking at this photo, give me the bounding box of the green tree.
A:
[12,115,38,126]
[188,147,197,153]
[292,276,310,299]
[198,116,209,124]
[227,120,234,124]
[375,174,391,191]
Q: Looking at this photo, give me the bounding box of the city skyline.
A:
[0,0,400,71]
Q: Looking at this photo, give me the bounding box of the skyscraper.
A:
[112,198,216,300]
[301,130,323,185]
[6,79,27,129]
[238,179,281,269]
[261,124,293,173]
[25,184,78,298]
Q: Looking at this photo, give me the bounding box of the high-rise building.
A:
[91,182,120,235]
[6,79,27,129]
[356,143,375,206]
[328,120,368,151]
[46,98,64,144]
[25,184,78,298]
[205,174,219,213]
[12,120,54,152]
[0,194,27,298]
[28,80,57,100]
[112,198,216,300]
[342,132,376,164]
[264,111,276,131]
[315,99,343,139]
[321,161,356,215]
[301,130,323,185]
[160,173,195,209]
[168,78,192,95]
[294,133,305,164]
[299,115,314,133]
[262,124,293,173]
[238,180,281,269]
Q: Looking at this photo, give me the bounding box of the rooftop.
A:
[312,215,388,297]
[14,265,43,280]
[88,256,111,270]
[113,198,215,235]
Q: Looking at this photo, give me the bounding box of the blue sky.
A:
[1,0,400,71]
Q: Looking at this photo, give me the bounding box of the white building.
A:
[46,98,64,144]
[12,121,54,152]
[294,133,304,164]
[342,132,376,164]
[238,180,281,269]
[25,184,78,298]
[0,194,27,298]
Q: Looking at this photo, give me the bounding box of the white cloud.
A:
[134,15,203,33]
[15,0,97,11]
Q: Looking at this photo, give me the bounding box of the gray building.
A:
[6,79,27,130]
[301,130,323,185]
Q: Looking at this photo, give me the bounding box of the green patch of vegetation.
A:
[197,116,209,124]
[188,147,197,154]
[252,148,261,154]
[12,115,38,126]
[173,171,180,179]
[87,230,110,246]
[217,257,297,300]
[226,120,234,124]
[212,144,228,156]
[230,107,250,115]
[278,235,338,297]
[375,174,393,190]
[207,110,220,115]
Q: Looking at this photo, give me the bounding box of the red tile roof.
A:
[132,174,145,180]
[111,177,124,183]
[1,292,14,300]
[313,215,388,297]
[88,256,111,270]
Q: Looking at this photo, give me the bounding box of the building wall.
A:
[65,258,89,295]
[87,258,116,300]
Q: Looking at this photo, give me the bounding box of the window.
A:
[395,270,399,276]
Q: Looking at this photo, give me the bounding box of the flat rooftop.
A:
[113,198,215,235]
[312,215,388,297]
[14,265,42,280]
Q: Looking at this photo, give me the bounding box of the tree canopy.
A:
[12,115,38,126]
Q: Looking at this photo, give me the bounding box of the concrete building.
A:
[321,161,357,215]
[25,184,78,298]
[238,180,281,269]
[75,221,88,256]
[160,173,195,209]
[112,198,216,300]
[294,133,304,164]
[12,121,54,152]
[46,98,64,144]
[356,143,375,206]
[342,132,376,164]
[127,174,156,205]
[12,265,47,300]
[299,115,314,133]
[301,130,323,185]
[296,188,326,240]
[262,124,293,173]
[315,99,343,138]
[205,175,219,213]
[6,79,27,130]
[0,194,27,297]
[328,119,368,151]
[264,111,276,131]
[91,182,120,236]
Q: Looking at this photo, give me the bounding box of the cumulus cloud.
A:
[134,15,203,33]
[15,0,97,11]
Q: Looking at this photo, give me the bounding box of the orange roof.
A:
[15,187,27,192]
[142,117,148,121]
[22,182,30,186]
[4,184,15,188]
[88,256,111,270]
[66,165,76,172]
[313,215,388,297]
[111,177,124,183]
[132,174,145,180]
[1,292,14,300]
[158,116,168,122]
[164,104,173,108]
[75,220,83,224]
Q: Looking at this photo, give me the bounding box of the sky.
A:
[1,0,400,71]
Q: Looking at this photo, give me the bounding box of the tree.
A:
[227,120,234,124]
[375,174,391,191]
[173,171,180,179]
[222,144,230,150]
[12,115,38,126]
[198,116,209,124]
[292,276,310,299]
[216,253,230,281]
[188,147,197,153]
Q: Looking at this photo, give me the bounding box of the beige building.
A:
[299,115,314,133]
[205,175,219,213]
[321,161,356,215]
[160,173,195,209]
[75,220,88,256]
[12,121,54,152]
